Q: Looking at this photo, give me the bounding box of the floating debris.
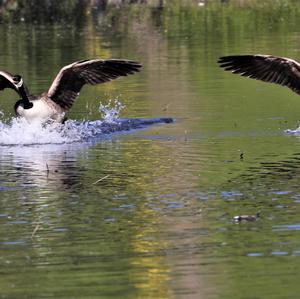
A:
[234,212,260,222]
[92,174,110,185]
[31,222,41,238]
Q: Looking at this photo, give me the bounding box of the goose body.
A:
[218,54,300,95]
[15,95,65,123]
[0,59,142,123]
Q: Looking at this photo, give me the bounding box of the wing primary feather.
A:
[218,54,300,95]
[47,59,142,110]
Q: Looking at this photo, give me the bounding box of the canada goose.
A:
[218,55,300,96]
[0,59,141,123]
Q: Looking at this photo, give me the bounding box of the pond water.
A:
[2,3,300,298]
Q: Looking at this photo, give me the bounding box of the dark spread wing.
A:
[218,55,300,95]
[0,70,20,94]
[47,59,142,110]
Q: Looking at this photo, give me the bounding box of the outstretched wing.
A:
[47,59,142,110]
[218,55,300,95]
[0,70,20,94]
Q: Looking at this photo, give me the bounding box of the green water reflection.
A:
[2,2,300,299]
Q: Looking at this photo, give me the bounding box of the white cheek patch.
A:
[16,78,23,88]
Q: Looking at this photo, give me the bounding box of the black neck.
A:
[18,84,33,109]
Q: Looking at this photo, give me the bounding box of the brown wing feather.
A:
[47,59,142,110]
[0,70,20,94]
[218,55,300,95]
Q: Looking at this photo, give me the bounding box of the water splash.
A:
[99,97,125,123]
[0,99,173,146]
[0,99,125,145]
[0,117,78,145]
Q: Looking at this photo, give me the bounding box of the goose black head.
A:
[12,75,23,88]
[12,74,32,109]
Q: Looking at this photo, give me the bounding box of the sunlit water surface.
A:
[2,4,300,299]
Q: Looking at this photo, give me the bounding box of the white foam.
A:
[99,97,125,124]
[0,98,125,146]
[285,127,300,135]
[0,117,79,145]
